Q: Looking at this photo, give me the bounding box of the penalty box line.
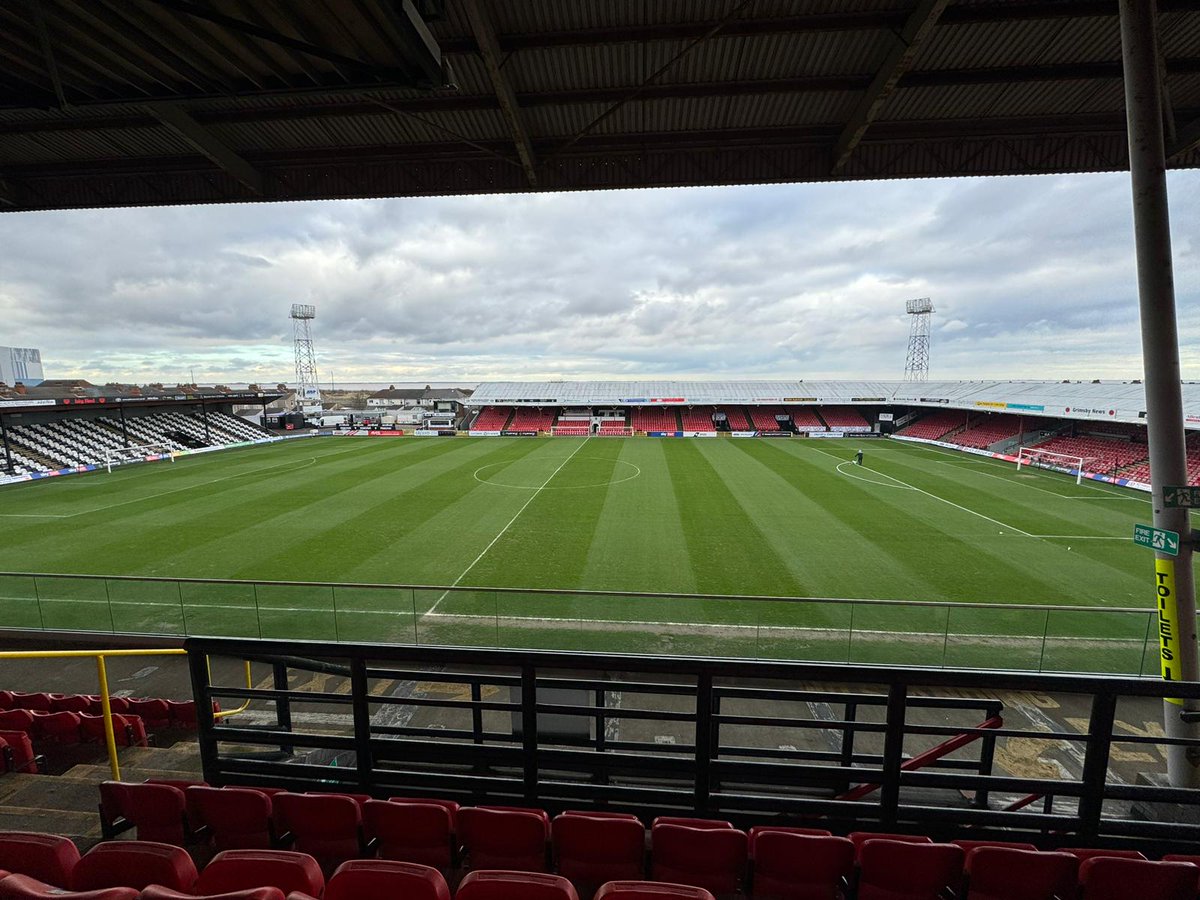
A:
[424,437,592,617]
[802,442,1034,537]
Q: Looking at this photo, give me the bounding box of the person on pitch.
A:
[855,449,864,466]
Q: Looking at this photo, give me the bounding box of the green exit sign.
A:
[1163,485,1200,508]
[1133,524,1180,556]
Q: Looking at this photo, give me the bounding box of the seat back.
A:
[552,813,646,885]
[594,882,714,900]
[0,711,34,733]
[120,782,187,844]
[965,848,1077,900]
[857,841,964,900]
[388,797,461,828]
[32,711,82,744]
[128,699,171,727]
[362,800,453,869]
[848,832,933,859]
[324,860,451,900]
[650,824,748,895]
[49,695,91,713]
[9,693,51,712]
[70,841,197,892]
[196,850,324,898]
[0,873,138,900]
[189,786,274,850]
[651,817,732,830]
[456,870,578,900]
[458,807,550,873]
[0,831,82,888]
[141,886,283,900]
[751,833,854,900]
[1079,857,1198,900]
[273,793,362,869]
[1060,848,1147,862]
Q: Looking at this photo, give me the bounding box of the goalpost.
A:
[1015,447,1098,484]
[103,443,176,473]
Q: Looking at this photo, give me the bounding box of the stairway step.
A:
[0,806,99,839]
[2,776,101,814]
[61,764,201,783]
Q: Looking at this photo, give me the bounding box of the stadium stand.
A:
[630,408,678,432]
[949,414,1024,450]
[469,407,512,432]
[718,407,751,431]
[678,407,716,432]
[745,406,785,432]
[785,407,826,432]
[1027,434,1149,474]
[598,420,630,436]
[1121,431,1200,485]
[505,409,555,433]
[816,407,870,431]
[551,413,590,436]
[895,410,965,441]
[4,412,270,473]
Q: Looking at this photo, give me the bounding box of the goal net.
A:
[1015,447,1097,484]
[104,443,176,473]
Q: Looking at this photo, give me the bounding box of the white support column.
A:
[1119,0,1200,786]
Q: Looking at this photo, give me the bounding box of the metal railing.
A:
[0,647,251,781]
[0,571,1178,675]
[186,637,1200,854]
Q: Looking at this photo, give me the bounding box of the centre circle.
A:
[473,456,642,490]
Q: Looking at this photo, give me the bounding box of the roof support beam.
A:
[832,0,950,173]
[146,103,264,194]
[29,0,66,108]
[462,0,538,187]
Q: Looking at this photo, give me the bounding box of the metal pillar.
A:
[0,413,12,473]
[1119,0,1200,786]
[118,404,129,447]
[200,402,211,444]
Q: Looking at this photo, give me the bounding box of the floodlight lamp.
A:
[291,304,316,320]
[905,297,934,315]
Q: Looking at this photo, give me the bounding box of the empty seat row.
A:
[1,691,216,728]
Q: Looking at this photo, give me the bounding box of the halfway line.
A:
[424,438,592,616]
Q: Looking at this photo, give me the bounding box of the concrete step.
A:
[1,775,101,815]
[61,764,200,783]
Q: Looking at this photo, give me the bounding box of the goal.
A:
[1015,446,1097,484]
[103,443,176,473]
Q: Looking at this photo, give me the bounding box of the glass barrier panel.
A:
[848,602,950,667]
[413,587,497,647]
[33,575,113,632]
[943,605,1046,671]
[0,574,43,630]
[1041,609,1151,675]
[178,580,262,638]
[107,577,186,635]
[333,586,417,644]
[755,598,854,662]
[253,583,338,641]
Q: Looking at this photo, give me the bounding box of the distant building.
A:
[366,387,472,410]
[0,347,44,387]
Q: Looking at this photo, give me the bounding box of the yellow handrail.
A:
[0,648,251,781]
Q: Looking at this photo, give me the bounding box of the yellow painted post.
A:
[95,655,121,782]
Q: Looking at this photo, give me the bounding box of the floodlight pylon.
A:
[290,303,321,411]
[903,297,934,382]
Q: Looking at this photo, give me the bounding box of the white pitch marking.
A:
[425,438,592,616]
[932,460,1136,501]
[835,461,916,491]
[805,442,1034,537]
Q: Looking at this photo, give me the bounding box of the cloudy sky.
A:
[1,170,1197,386]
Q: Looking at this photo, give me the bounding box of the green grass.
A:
[0,435,1167,672]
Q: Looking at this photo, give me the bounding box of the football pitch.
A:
[0,435,1170,673]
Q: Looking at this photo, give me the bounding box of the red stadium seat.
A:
[363,800,454,870]
[128,699,171,729]
[456,870,578,900]
[559,811,639,821]
[856,841,963,900]
[0,874,137,900]
[196,850,324,898]
[273,793,364,872]
[0,731,38,774]
[650,823,747,895]
[141,887,283,900]
[848,832,933,859]
[1078,857,1198,900]
[8,693,52,712]
[80,714,147,747]
[747,826,831,860]
[98,782,131,838]
[49,695,91,714]
[388,797,460,828]
[0,711,35,733]
[70,842,197,892]
[323,860,451,900]
[552,812,646,887]
[0,692,11,709]
[0,832,81,888]
[188,786,275,850]
[964,847,1077,900]
[954,840,1038,858]
[595,882,714,900]
[113,783,188,845]
[1164,854,1200,866]
[32,711,82,745]
[749,832,853,900]
[458,807,550,873]
[165,700,220,728]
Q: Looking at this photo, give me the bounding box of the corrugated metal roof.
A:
[1,0,1198,210]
